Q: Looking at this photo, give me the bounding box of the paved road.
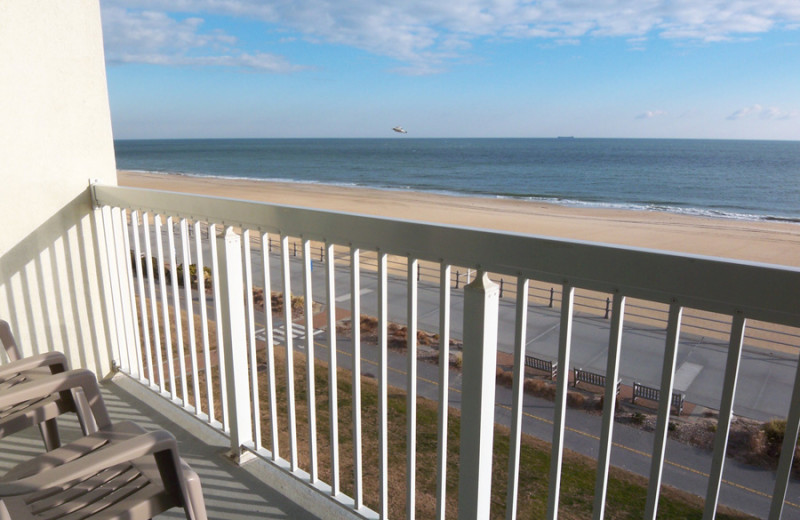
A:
[135,225,798,421]
[244,243,798,423]
[273,327,800,519]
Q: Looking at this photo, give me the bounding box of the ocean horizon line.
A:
[114,136,800,144]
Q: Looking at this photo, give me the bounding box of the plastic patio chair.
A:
[0,368,207,520]
[0,319,92,450]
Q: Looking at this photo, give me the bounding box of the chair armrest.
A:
[0,351,69,377]
[0,369,110,429]
[0,320,21,361]
[0,430,179,496]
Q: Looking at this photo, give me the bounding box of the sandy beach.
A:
[118,170,800,269]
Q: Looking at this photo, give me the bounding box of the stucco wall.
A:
[0,1,118,374]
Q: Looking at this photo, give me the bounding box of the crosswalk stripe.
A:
[255,325,324,343]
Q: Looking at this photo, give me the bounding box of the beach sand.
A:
[118,170,800,269]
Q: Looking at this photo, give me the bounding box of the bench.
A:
[632,381,685,416]
[573,367,621,395]
[524,355,558,380]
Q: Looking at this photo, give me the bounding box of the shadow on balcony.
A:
[0,373,321,520]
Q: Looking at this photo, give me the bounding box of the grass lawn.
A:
[243,346,755,519]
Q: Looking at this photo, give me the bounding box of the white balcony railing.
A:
[92,183,800,520]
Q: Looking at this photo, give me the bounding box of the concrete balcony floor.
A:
[0,374,321,520]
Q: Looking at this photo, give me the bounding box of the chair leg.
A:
[38,418,61,451]
[181,463,208,520]
[72,387,99,435]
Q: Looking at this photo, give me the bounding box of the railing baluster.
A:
[120,209,142,379]
[180,218,199,411]
[142,212,165,393]
[261,231,280,460]
[506,278,529,520]
[167,216,186,402]
[407,258,418,520]
[768,340,800,519]
[110,207,134,373]
[592,293,626,520]
[302,239,318,481]
[644,302,683,519]
[281,234,299,470]
[547,283,575,519]
[210,223,230,432]
[243,229,262,449]
[98,206,125,371]
[703,312,745,520]
[435,264,451,520]
[155,214,175,400]
[327,242,340,497]
[217,227,254,463]
[458,271,499,520]
[351,247,364,510]
[195,220,215,424]
[131,211,153,384]
[378,252,389,519]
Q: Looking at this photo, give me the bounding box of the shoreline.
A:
[117,170,800,268]
[117,168,800,225]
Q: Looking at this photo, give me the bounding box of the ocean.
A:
[114,138,800,223]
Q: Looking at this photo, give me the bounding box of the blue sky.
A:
[101,1,800,140]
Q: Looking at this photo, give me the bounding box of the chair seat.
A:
[0,421,200,520]
[0,363,76,449]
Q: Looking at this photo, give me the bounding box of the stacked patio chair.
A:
[0,320,94,450]
[0,321,207,519]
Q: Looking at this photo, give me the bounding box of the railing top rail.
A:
[93,184,800,327]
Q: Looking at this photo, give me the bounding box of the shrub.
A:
[566,391,585,408]
[175,263,212,289]
[762,419,787,458]
[290,295,305,312]
[523,378,556,401]
[495,368,514,387]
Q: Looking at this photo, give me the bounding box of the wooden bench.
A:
[573,367,621,394]
[632,381,685,416]
[525,355,558,380]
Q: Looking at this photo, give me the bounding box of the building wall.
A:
[0,1,118,375]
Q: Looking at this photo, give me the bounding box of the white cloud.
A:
[727,104,800,120]
[637,110,667,119]
[101,5,303,72]
[101,0,800,72]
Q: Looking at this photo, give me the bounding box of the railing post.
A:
[458,271,499,520]
[217,227,255,464]
[604,297,611,319]
[549,287,554,308]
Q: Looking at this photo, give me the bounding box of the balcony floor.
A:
[0,374,322,520]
